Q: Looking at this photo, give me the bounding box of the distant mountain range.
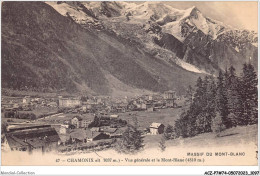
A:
[1,2,258,96]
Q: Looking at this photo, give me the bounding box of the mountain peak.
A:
[185,6,201,19]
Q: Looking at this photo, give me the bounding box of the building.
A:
[90,127,100,132]
[81,119,91,128]
[7,124,51,132]
[163,90,176,108]
[146,104,154,112]
[70,129,87,143]
[22,96,31,104]
[82,105,87,112]
[58,98,82,108]
[60,125,69,134]
[47,102,58,107]
[149,123,165,135]
[69,129,110,143]
[166,99,175,108]
[4,125,60,153]
[100,127,124,138]
[71,116,82,128]
[85,129,110,142]
[96,98,102,104]
[71,116,89,128]
[141,103,147,110]
[100,127,117,135]
[110,114,119,119]
[163,91,176,100]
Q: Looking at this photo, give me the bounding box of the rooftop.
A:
[150,122,163,128]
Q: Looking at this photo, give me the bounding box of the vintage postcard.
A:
[1,0,258,169]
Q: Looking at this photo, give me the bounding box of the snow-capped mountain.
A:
[46,1,257,75]
[47,1,233,41]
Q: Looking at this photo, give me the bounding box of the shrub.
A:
[4,111,15,118]
[158,137,166,152]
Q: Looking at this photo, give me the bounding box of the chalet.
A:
[3,125,60,153]
[149,123,165,135]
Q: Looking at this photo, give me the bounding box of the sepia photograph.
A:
[1,0,258,171]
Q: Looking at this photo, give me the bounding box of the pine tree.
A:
[211,112,226,137]
[195,76,216,133]
[1,122,7,134]
[241,63,258,124]
[206,76,217,122]
[190,77,204,117]
[185,85,194,105]
[225,66,243,127]
[115,124,144,154]
[132,115,138,128]
[164,124,175,140]
[216,70,229,127]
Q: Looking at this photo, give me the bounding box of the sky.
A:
[134,1,258,31]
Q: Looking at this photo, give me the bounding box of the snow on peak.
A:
[183,6,210,34]
[123,1,178,21]
[45,1,233,41]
